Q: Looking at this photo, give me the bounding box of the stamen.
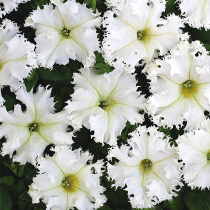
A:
[99,101,108,109]
[207,153,210,161]
[29,123,38,132]
[62,28,70,37]
[182,80,198,98]
[140,159,152,172]
[183,80,193,89]
[61,175,79,193]
[137,31,144,40]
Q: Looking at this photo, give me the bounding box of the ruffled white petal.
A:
[107,126,181,209]
[0,19,37,93]
[177,130,210,189]
[26,1,100,68]
[102,0,183,68]
[179,0,210,29]
[0,86,73,165]
[66,68,145,145]
[29,145,106,210]
[147,41,210,130]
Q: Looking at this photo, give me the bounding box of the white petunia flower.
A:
[0,19,37,103]
[177,124,210,189]
[179,0,210,30]
[0,0,30,17]
[65,68,145,146]
[107,126,181,209]
[102,0,183,69]
[147,41,210,131]
[29,145,106,210]
[25,0,101,68]
[0,86,73,165]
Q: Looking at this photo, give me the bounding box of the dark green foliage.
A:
[0,186,12,210]
[197,190,210,210]
[84,0,96,11]
[94,51,114,74]
[0,176,15,187]
[25,71,39,92]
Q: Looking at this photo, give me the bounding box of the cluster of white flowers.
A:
[0,0,210,209]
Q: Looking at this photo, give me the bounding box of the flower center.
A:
[99,101,108,109]
[28,123,38,132]
[183,80,193,89]
[62,28,70,37]
[207,152,210,161]
[137,30,144,40]
[142,159,152,168]
[61,175,79,193]
[182,80,198,98]
[140,159,152,172]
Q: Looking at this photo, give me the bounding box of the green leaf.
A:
[164,192,186,210]
[84,0,96,11]
[204,43,210,51]
[91,0,96,11]
[0,176,15,187]
[3,160,24,177]
[94,52,114,74]
[57,65,72,80]
[60,87,72,96]
[165,0,175,14]
[186,26,210,46]
[24,71,38,92]
[18,198,28,210]
[95,51,105,63]
[30,0,50,9]
[17,165,25,177]
[37,67,64,81]
[9,179,27,206]
[52,94,63,111]
[23,164,37,185]
[84,0,91,4]
[19,191,32,203]
[106,188,130,208]
[3,94,16,111]
[0,186,12,210]
[184,188,199,210]
[197,190,210,210]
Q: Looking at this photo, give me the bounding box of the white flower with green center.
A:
[177,122,210,189]
[0,19,37,103]
[102,0,183,69]
[0,0,30,17]
[178,0,210,29]
[147,41,210,131]
[107,126,181,209]
[65,68,145,145]
[25,0,101,68]
[29,145,106,210]
[0,86,73,165]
